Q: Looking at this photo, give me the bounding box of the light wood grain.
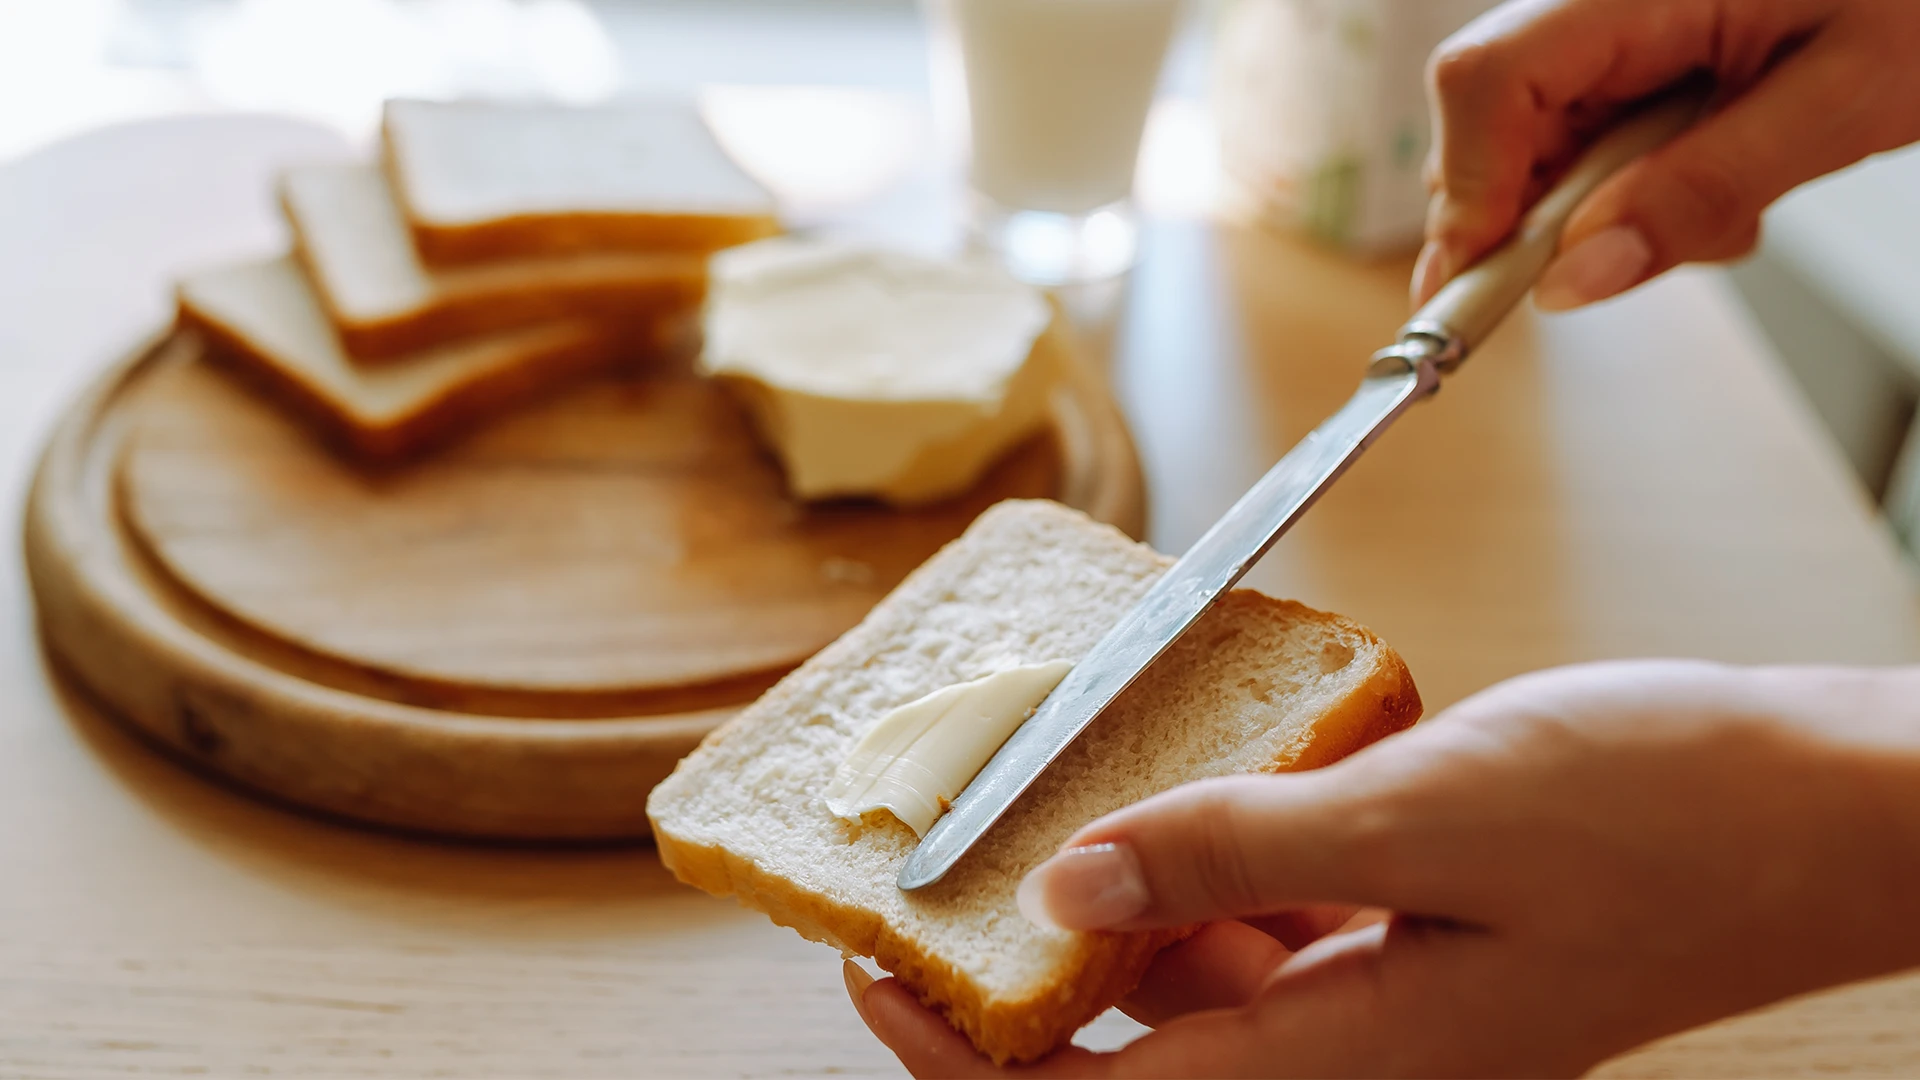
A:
[4,113,1919,1078]
[24,270,1139,840]
[116,335,1129,696]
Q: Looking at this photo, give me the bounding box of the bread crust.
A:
[319,281,697,363]
[656,824,1191,1065]
[375,98,782,267]
[279,181,709,361]
[176,302,622,462]
[402,207,781,269]
[291,232,704,363]
[650,501,1423,1064]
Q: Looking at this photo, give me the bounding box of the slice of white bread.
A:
[176,256,623,460]
[647,500,1421,1064]
[283,163,708,360]
[382,98,782,266]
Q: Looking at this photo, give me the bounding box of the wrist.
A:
[1839,668,1920,960]
[1757,666,1920,972]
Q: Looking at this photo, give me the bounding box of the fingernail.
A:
[1017,842,1149,931]
[1410,243,1450,307]
[1535,225,1653,311]
[842,959,875,1023]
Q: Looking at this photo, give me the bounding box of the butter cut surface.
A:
[382,98,781,263]
[698,238,1061,505]
[282,163,706,359]
[824,658,1072,836]
[176,256,617,459]
[646,499,1424,1065]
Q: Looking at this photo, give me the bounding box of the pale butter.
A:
[699,238,1059,506]
[825,660,1073,836]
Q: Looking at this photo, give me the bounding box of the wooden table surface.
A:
[3,113,1917,1079]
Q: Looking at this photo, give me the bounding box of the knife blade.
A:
[898,86,1708,892]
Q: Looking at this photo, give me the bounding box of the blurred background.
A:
[1,0,1916,558]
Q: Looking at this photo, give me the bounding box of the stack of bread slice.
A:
[176,98,780,460]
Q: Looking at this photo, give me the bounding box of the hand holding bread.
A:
[849,660,1920,1077]
[646,501,1420,1063]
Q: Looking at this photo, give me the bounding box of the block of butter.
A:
[698,238,1061,506]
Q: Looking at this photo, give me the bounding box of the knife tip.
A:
[896,851,948,892]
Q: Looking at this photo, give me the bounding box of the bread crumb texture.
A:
[647,499,1420,1063]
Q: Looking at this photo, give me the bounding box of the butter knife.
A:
[899,87,1707,891]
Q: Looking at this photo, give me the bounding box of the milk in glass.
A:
[939,0,1183,282]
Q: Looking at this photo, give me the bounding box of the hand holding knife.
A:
[900,84,1710,892]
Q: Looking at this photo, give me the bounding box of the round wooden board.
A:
[26,329,1143,840]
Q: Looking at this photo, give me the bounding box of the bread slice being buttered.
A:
[283,163,707,360]
[646,500,1421,1065]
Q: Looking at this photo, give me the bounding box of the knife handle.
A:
[1398,82,1712,369]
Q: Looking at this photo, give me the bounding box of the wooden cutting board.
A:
[26,328,1143,840]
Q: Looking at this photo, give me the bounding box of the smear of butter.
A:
[825,660,1074,836]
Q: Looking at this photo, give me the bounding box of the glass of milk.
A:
[929,0,1184,284]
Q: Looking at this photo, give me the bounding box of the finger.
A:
[1118,920,1292,1028]
[1242,903,1365,951]
[1019,757,1496,933]
[856,975,1000,1079]
[1696,220,1762,265]
[861,922,1598,1078]
[1121,909,1388,1028]
[853,971,1104,1078]
[1421,3,1555,272]
[1539,21,1920,310]
[1415,0,1840,305]
[1094,920,1528,1077]
[1418,0,1677,290]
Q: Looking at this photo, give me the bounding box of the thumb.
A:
[1537,38,1920,311]
[1016,767,1478,933]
